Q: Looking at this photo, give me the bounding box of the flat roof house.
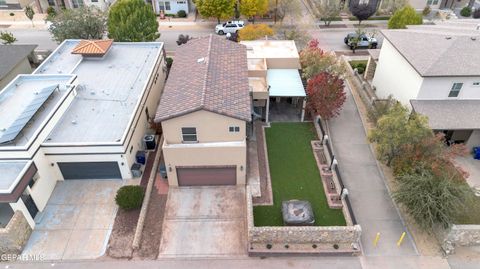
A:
[240,39,306,122]
[372,20,480,149]
[155,35,251,186]
[0,39,166,230]
[0,45,36,90]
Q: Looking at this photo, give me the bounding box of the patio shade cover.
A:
[267,69,306,97]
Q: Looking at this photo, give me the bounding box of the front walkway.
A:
[22,180,121,260]
[328,85,418,256]
[158,186,246,258]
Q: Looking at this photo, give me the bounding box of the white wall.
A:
[30,150,58,211]
[466,130,480,150]
[418,77,480,100]
[372,39,424,106]
[9,199,34,228]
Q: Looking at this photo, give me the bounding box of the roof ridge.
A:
[72,40,92,52]
[200,34,213,109]
[423,36,459,75]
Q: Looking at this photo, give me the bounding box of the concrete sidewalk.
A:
[327,84,418,257]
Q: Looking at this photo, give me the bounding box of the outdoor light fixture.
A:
[168,165,172,172]
[240,165,244,171]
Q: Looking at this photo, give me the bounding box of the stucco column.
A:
[300,97,306,122]
[265,97,270,123]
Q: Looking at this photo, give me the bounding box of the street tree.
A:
[0,31,17,44]
[368,103,432,166]
[240,0,269,23]
[306,72,346,120]
[393,167,472,231]
[300,39,346,79]
[108,0,160,42]
[349,0,378,24]
[196,0,235,24]
[238,23,274,41]
[388,5,423,29]
[313,1,341,26]
[274,26,311,50]
[48,7,107,43]
[24,6,35,27]
[269,0,301,24]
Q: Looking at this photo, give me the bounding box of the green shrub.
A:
[349,61,367,74]
[166,57,173,69]
[356,66,365,74]
[473,9,480,18]
[115,185,144,210]
[46,6,56,21]
[460,7,472,17]
[422,6,431,16]
[367,95,396,125]
[177,10,187,18]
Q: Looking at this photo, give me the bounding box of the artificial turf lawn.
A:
[253,122,346,227]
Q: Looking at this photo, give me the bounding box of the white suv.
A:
[215,21,245,35]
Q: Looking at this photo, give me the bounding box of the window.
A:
[177,1,186,3]
[159,1,165,10]
[229,126,240,133]
[72,0,84,8]
[473,82,480,86]
[165,1,171,10]
[92,0,98,2]
[426,0,433,4]
[432,0,439,4]
[28,173,40,189]
[182,127,197,142]
[448,83,463,97]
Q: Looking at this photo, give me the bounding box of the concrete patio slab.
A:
[159,186,246,258]
[22,180,121,260]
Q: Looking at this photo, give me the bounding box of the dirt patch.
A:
[106,208,140,259]
[133,187,167,259]
[347,77,443,256]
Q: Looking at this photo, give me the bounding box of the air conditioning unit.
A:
[144,135,156,150]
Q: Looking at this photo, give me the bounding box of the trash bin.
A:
[474,147,480,160]
[159,165,167,178]
[136,150,146,165]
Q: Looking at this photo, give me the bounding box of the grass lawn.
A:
[253,122,346,227]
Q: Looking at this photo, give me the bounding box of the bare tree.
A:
[313,1,341,26]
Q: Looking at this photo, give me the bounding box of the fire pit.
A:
[282,200,315,226]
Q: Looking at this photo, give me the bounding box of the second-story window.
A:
[448,83,463,97]
[182,127,197,142]
[229,126,240,133]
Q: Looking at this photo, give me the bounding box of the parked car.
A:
[215,21,245,35]
[344,33,378,49]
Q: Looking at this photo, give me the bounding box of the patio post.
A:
[300,98,306,122]
[265,97,270,123]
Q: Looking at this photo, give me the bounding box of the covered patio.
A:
[266,69,306,122]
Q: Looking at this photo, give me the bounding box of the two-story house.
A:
[372,20,480,149]
[154,35,251,186]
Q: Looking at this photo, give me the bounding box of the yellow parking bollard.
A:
[397,232,406,247]
[373,232,380,247]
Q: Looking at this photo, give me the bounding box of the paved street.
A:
[6,28,57,50]
[328,84,417,257]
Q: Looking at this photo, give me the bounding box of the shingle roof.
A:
[382,28,480,77]
[0,44,36,80]
[411,99,480,130]
[71,39,113,55]
[155,35,251,122]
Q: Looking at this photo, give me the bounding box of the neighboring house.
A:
[155,35,250,187]
[372,20,480,149]
[1,0,114,13]
[152,0,189,15]
[240,39,306,122]
[0,45,36,91]
[0,39,166,229]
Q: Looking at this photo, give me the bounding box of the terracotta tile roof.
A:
[71,39,113,55]
[155,35,251,122]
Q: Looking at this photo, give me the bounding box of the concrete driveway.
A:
[22,180,121,260]
[159,186,246,258]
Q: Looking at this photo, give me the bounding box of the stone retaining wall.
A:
[0,211,32,255]
[246,187,361,254]
[440,225,480,254]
